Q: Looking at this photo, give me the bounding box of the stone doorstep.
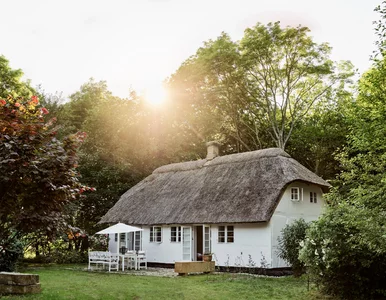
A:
[0,272,39,286]
[0,283,41,294]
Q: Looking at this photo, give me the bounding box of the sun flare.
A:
[144,84,167,106]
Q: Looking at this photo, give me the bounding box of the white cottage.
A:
[100,144,330,268]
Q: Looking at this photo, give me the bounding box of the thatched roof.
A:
[100,148,330,225]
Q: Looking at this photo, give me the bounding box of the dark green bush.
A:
[23,250,88,264]
[0,234,24,272]
[300,205,386,300]
[277,218,309,276]
[49,249,88,264]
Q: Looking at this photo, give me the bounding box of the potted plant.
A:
[203,252,213,262]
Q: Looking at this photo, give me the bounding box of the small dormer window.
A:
[310,192,317,203]
[291,187,301,202]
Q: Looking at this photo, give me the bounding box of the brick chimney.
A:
[206,141,220,160]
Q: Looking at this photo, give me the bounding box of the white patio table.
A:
[120,252,137,271]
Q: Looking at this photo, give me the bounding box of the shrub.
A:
[0,233,24,272]
[48,249,88,264]
[277,218,309,276]
[299,204,386,299]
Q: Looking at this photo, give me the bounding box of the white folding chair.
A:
[137,250,147,270]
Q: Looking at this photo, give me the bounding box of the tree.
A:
[0,95,91,270]
[300,3,386,297]
[168,22,353,151]
[69,85,205,233]
[0,55,35,98]
[286,94,351,180]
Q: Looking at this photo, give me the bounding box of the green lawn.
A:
[1,265,328,300]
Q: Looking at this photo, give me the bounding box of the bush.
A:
[23,236,90,265]
[0,233,24,272]
[49,249,88,264]
[299,204,386,299]
[277,218,309,276]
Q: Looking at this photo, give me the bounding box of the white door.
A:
[203,225,211,254]
[182,226,192,261]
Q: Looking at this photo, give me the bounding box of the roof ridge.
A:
[153,147,290,174]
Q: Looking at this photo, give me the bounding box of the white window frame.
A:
[203,225,211,254]
[291,187,302,202]
[170,226,181,243]
[310,192,317,203]
[218,225,234,243]
[150,226,162,243]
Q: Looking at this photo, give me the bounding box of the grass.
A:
[1,264,330,300]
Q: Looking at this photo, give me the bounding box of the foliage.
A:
[0,55,35,99]
[168,22,353,151]
[277,219,309,276]
[58,80,206,233]
[0,231,23,272]
[300,6,386,297]
[0,94,92,270]
[299,205,386,299]
[24,249,88,265]
[0,95,91,234]
[287,91,352,180]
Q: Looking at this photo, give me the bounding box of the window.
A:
[227,226,234,243]
[310,192,317,203]
[114,233,118,242]
[218,226,225,243]
[150,226,162,243]
[291,187,301,201]
[171,226,181,242]
[135,231,142,251]
[120,233,126,243]
[218,225,234,243]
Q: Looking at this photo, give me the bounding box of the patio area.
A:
[85,266,177,277]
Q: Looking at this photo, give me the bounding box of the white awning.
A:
[96,222,143,234]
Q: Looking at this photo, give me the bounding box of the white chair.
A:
[107,253,119,272]
[137,250,147,270]
[125,251,136,270]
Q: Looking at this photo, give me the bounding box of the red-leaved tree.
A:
[0,95,93,269]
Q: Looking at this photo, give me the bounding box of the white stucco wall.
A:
[107,224,272,267]
[211,223,271,268]
[271,181,326,268]
[142,226,183,263]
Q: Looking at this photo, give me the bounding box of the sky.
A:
[0,0,381,100]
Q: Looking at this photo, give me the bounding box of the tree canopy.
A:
[168,22,353,152]
[0,95,91,236]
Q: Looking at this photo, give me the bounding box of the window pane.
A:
[171,226,177,242]
[177,227,181,242]
[227,226,234,243]
[135,231,141,251]
[120,233,125,242]
[150,227,154,242]
[291,188,299,200]
[155,227,162,242]
[314,192,317,203]
[218,226,225,243]
[204,227,210,253]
